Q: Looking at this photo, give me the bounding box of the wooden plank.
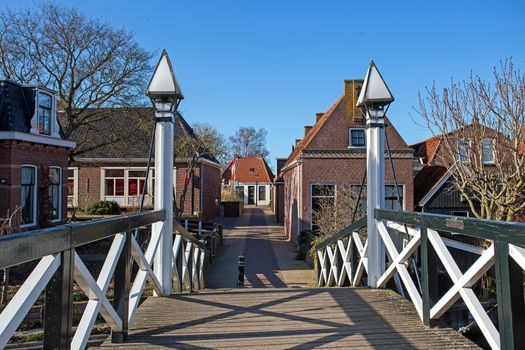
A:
[96,288,479,350]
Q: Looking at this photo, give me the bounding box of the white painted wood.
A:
[377,231,421,288]
[129,224,162,326]
[431,244,495,319]
[72,234,126,350]
[337,238,352,287]
[317,250,327,287]
[442,237,484,255]
[73,253,122,331]
[351,232,368,286]
[172,234,183,292]
[199,249,206,289]
[377,221,423,319]
[325,245,338,286]
[509,244,525,271]
[366,113,386,287]
[131,236,163,296]
[427,229,499,350]
[192,246,200,289]
[153,105,174,296]
[182,242,193,288]
[0,255,60,349]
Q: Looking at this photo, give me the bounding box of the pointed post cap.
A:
[146,50,184,101]
[356,61,394,108]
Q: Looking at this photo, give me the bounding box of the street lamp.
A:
[147,50,184,296]
[356,61,394,288]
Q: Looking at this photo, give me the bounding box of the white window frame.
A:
[482,138,495,164]
[310,183,336,230]
[49,166,62,223]
[457,138,470,163]
[101,167,154,207]
[67,167,79,208]
[20,165,38,228]
[349,128,366,148]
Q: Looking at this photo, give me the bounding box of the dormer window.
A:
[37,92,52,135]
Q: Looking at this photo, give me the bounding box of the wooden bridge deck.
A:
[96,287,479,349]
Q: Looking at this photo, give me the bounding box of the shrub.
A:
[85,201,121,215]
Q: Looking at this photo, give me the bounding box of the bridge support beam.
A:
[366,109,386,287]
[153,102,174,296]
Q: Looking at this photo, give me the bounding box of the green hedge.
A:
[85,200,121,215]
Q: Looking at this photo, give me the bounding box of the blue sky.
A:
[2,0,525,166]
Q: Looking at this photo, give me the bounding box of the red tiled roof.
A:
[410,135,442,165]
[223,156,274,183]
[281,96,344,170]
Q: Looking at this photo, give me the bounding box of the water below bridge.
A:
[93,207,479,349]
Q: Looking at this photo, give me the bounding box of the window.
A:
[258,186,266,201]
[105,169,125,196]
[350,184,404,211]
[311,184,336,231]
[37,92,52,135]
[482,138,494,164]
[21,166,37,226]
[128,170,147,196]
[349,128,366,147]
[67,168,77,208]
[249,168,255,173]
[103,168,154,207]
[457,138,469,162]
[385,185,404,210]
[236,186,244,199]
[48,167,61,222]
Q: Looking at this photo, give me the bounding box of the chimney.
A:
[295,138,302,147]
[315,113,324,123]
[344,79,365,122]
[304,125,312,137]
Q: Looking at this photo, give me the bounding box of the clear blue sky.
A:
[3,0,525,166]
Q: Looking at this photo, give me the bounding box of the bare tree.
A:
[0,207,22,305]
[311,186,365,241]
[229,126,269,159]
[0,3,153,158]
[415,58,525,221]
[173,123,226,219]
[192,123,230,165]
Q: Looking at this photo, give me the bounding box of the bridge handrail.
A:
[0,209,216,349]
[0,210,165,270]
[317,208,525,350]
[314,217,367,251]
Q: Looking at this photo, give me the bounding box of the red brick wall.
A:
[200,163,221,221]
[0,140,70,229]
[76,160,221,221]
[274,182,285,223]
[281,79,414,243]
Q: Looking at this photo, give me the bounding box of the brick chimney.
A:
[304,125,312,137]
[344,79,365,122]
[315,113,324,123]
[295,139,302,147]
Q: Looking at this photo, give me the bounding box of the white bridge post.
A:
[366,110,386,287]
[357,61,394,288]
[152,103,174,296]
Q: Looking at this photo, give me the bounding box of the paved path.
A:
[94,208,479,349]
[205,207,316,289]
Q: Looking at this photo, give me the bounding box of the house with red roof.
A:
[223,155,274,206]
[278,79,414,243]
[411,123,502,217]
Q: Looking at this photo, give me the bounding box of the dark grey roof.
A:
[0,80,35,132]
[63,107,218,163]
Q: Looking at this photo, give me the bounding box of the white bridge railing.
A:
[316,209,525,350]
[0,210,217,349]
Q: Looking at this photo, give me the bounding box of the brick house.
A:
[222,155,274,206]
[279,79,414,243]
[0,80,75,229]
[65,107,222,221]
[411,123,502,217]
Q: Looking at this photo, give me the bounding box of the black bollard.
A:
[237,255,245,287]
